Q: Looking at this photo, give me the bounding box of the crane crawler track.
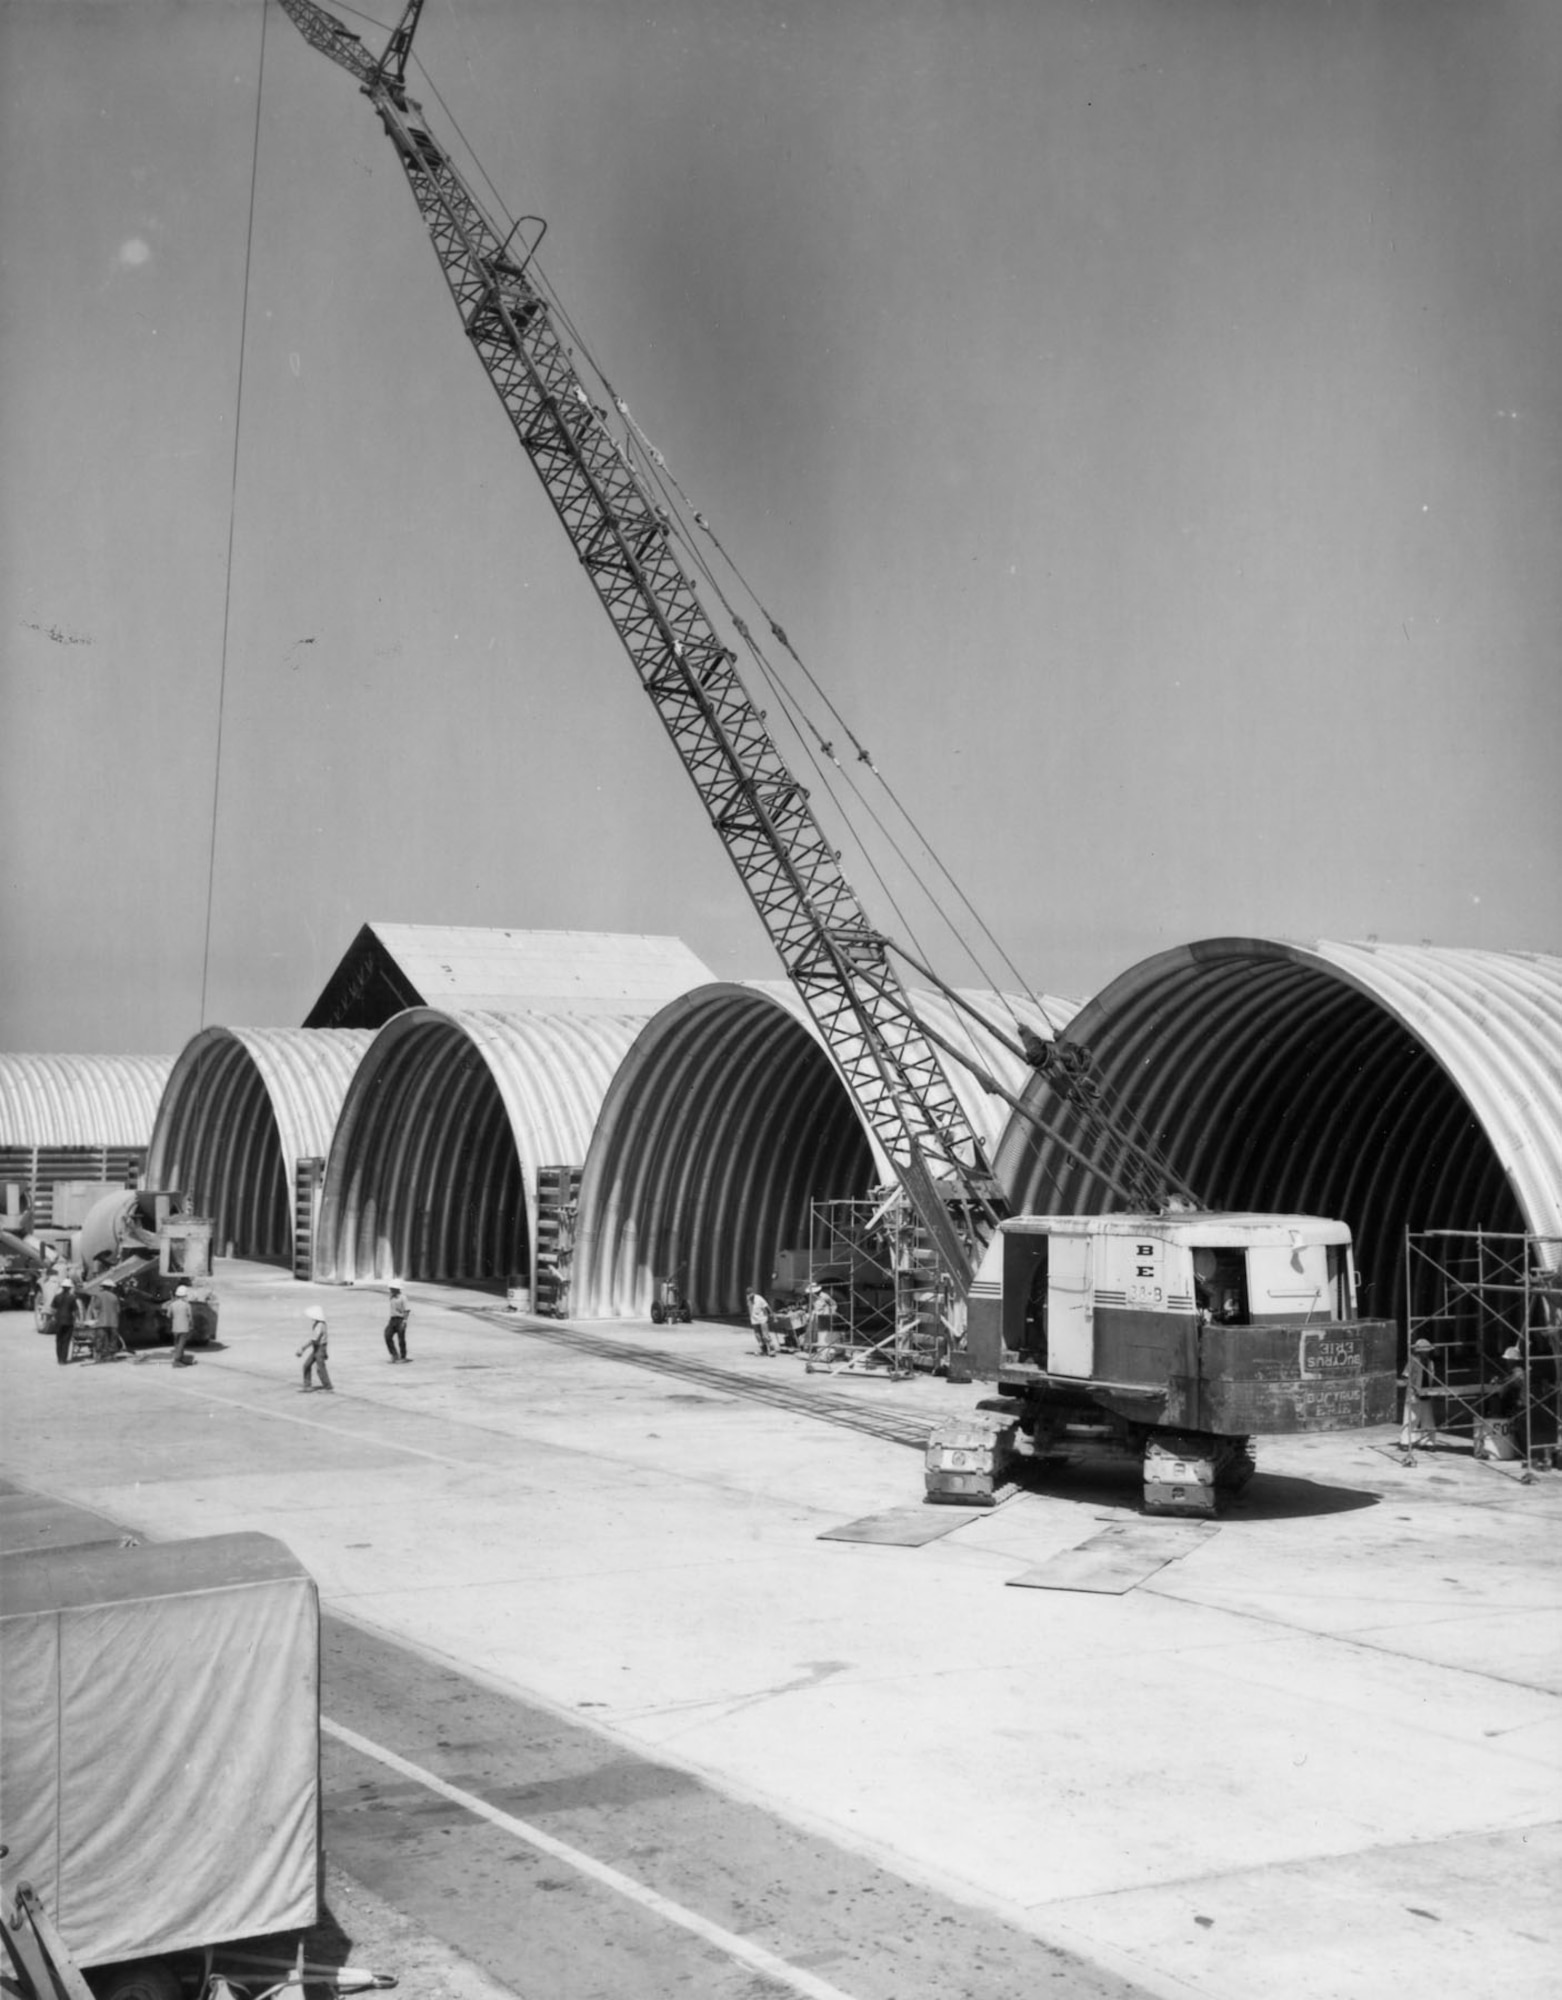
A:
[459,1307,939,1452]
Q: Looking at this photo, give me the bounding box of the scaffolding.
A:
[806,1191,954,1374]
[1402,1229,1562,1476]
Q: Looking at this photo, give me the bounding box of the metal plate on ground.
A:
[1005,1520,1218,1593]
[819,1505,991,1546]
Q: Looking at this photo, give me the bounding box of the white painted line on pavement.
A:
[322,1716,865,2000]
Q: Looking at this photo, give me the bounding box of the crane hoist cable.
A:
[324,0,1040,1041]
[619,440,970,997]
[274,0,1012,1288]
[621,450,1047,1094]
[391,11,1052,1040]
[599,379,1056,1038]
[879,936,1197,1210]
[503,270,992,1011]
[616,381,1182,1203]
[272,0,1201,1281]
[395,46,1039,1057]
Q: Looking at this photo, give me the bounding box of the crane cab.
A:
[966,1211,1398,1438]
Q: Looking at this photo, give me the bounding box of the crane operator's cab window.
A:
[1325,1244,1350,1321]
[1190,1239,1353,1326]
[1192,1246,1249,1326]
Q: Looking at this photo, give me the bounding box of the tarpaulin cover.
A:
[0,1532,319,1967]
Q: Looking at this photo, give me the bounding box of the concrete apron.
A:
[4,1261,1559,2000]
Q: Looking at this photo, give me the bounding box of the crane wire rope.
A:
[200,0,269,1052]
[401,17,1096,1178]
[617,431,947,977]
[609,419,1037,1102]
[602,380,1058,1038]
[389,7,1061,1043]
[277,3,947,998]
[311,1,1127,1201]
[582,359,1049,1070]
[397,36,1010,1055]
[612,396,1058,1036]
[600,412,1050,1093]
[508,287,1015,1142]
[631,441,988,1009]
[278,0,1179,1222]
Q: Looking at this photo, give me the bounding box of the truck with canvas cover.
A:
[0,1532,320,1998]
[950,1211,1398,1513]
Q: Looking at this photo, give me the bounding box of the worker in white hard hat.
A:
[383,1282,411,1364]
[747,1289,776,1357]
[297,1307,333,1393]
[169,1283,197,1369]
[804,1279,837,1357]
[49,1278,79,1367]
[1399,1337,1438,1451]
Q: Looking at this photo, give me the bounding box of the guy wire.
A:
[199,0,268,1040]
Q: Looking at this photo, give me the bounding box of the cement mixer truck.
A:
[35,1190,219,1350]
[0,1184,43,1312]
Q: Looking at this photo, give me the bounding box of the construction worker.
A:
[1492,1342,1528,1458]
[49,1280,78,1365]
[297,1308,333,1392]
[384,1282,411,1362]
[747,1289,776,1356]
[805,1281,837,1356]
[91,1283,123,1363]
[168,1284,197,1367]
[1399,1337,1438,1450]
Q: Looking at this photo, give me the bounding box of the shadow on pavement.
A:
[213,1899,356,1998]
[1017,1458,1380,1521]
[1223,1472,1381,1520]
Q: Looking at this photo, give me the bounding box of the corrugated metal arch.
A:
[995,939,1562,1323]
[0,1055,173,1148]
[570,981,1078,1320]
[148,1029,373,1263]
[317,1008,650,1287]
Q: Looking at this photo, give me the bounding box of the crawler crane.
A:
[275,0,1398,1513]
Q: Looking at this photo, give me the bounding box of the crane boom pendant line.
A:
[275,0,1011,1287]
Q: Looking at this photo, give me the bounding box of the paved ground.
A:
[3,1260,1559,2000]
[319,1613,1154,2000]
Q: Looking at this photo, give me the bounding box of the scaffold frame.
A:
[1403,1228,1562,1477]
[807,1192,954,1374]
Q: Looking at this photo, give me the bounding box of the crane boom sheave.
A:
[275,0,1003,1286]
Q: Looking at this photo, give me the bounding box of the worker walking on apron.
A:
[384,1282,411,1362]
[298,1308,333,1392]
[169,1285,197,1367]
[49,1281,78,1365]
[1399,1338,1437,1450]
[747,1289,776,1356]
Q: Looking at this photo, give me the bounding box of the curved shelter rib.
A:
[570,981,1077,1320]
[995,940,1562,1324]
[318,1008,649,1287]
[148,1029,373,1264]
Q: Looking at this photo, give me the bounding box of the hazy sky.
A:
[2,0,1558,1053]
